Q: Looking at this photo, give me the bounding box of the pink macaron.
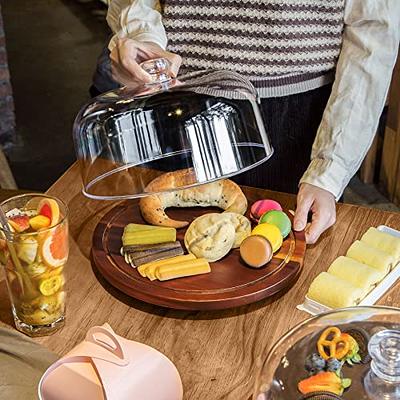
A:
[250,199,283,223]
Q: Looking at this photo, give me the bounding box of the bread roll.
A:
[139,169,247,228]
[221,212,251,248]
[307,272,366,309]
[327,256,384,293]
[361,227,400,261]
[346,240,395,274]
[184,213,236,262]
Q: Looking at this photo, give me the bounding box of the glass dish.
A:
[73,59,273,200]
[253,306,400,400]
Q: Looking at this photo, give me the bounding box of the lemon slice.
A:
[39,275,62,296]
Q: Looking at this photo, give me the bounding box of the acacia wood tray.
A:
[92,190,306,310]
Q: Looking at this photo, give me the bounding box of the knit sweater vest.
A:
[160,0,345,97]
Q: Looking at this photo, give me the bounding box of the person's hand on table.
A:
[110,38,182,86]
[294,183,336,244]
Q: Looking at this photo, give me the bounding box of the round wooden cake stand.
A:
[92,196,306,310]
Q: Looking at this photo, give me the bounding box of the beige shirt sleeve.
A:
[106,0,167,51]
[300,0,400,199]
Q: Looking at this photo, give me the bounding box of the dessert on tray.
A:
[118,173,298,283]
[307,273,366,309]
[346,240,395,274]
[254,306,400,400]
[303,225,400,311]
[361,227,400,259]
[327,256,384,292]
[297,325,366,397]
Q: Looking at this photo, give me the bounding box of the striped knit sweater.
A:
[160,0,345,97]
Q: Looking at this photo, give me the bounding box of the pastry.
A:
[259,210,292,238]
[307,272,366,308]
[346,240,395,274]
[184,213,236,262]
[155,258,211,281]
[139,169,247,228]
[251,223,283,253]
[250,199,282,223]
[327,256,384,293]
[240,235,273,268]
[361,227,400,261]
[221,212,251,248]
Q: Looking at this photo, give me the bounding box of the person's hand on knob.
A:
[294,183,337,244]
[110,38,182,86]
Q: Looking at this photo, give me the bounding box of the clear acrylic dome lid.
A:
[73,59,273,200]
[253,306,400,400]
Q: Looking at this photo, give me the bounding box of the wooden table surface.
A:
[1,164,400,400]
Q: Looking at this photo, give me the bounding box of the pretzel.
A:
[317,327,350,360]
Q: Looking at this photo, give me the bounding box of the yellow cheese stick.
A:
[307,272,366,309]
[124,223,165,233]
[155,258,211,281]
[346,240,395,274]
[122,227,176,246]
[138,254,196,280]
[361,227,400,261]
[328,256,385,293]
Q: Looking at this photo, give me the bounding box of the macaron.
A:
[259,210,292,238]
[251,223,283,253]
[240,235,273,268]
[250,199,282,223]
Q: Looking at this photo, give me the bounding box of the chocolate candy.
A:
[250,199,282,223]
[259,210,292,238]
[251,223,283,253]
[343,328,371,364]
[240,235,273,268]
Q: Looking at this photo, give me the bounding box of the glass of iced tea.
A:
[0,194,68,336]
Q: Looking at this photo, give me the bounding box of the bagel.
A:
[139,169,248,228]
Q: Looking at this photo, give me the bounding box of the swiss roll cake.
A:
[361,227,400,261]
[327,256,385,292]
[346,240,395,274]
[307,272,366,309]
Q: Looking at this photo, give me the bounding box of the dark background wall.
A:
[0,4,15,150]
[1,0,108,191]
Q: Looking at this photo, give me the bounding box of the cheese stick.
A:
[122,227,176,246]
[327,256,384,293]
[346,240,395,274]
[138,254,196,279]
[307,272,366,309]
[155,258,211,281]
[361,227,400,261]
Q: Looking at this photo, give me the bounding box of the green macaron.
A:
[259,210,291,238]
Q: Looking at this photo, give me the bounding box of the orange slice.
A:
[41,225,68,268]
[37,198,60,227]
